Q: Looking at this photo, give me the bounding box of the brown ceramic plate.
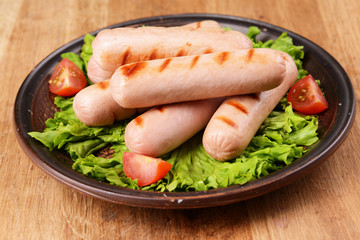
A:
[14,14,355,209]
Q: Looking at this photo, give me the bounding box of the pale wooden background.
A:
[1,0,360,239]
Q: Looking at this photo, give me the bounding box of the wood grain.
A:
[1,0,360,239]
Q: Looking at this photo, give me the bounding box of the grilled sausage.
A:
[125,98,224,157]
[110,48,286,108]
[73,80,136,126]
[87,21,252,83]
[87,20,223,84]
[202,52,298,161]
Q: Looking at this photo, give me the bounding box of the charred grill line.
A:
[226,100,249,114]
[122,62,147,78]
[159,58,172,72]
[216,116,238,128]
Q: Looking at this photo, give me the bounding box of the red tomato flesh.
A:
[122,152,172,186]
[287,75,328,114]
[48,58,87,96]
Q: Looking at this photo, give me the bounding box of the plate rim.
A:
[14,13,356,209]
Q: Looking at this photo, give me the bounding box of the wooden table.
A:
[1,0,360,239]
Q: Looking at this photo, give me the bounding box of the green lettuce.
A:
[80,34,95,72]
[28,27,320,192]
[29,101,318,192]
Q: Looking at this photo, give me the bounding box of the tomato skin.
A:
[122,152,172,186]
[48,58,87,96]
[287,75,328,114]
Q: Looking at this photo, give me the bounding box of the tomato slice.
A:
[287,75,328,114]
[122,152,172,186]
[48,58,87,96]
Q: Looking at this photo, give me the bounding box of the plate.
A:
[14,14,355,209]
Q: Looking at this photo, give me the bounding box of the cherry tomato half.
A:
[122,152,172,187]
[287,75,328,114]
[48,58,87,96]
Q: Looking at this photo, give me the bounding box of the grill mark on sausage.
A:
[226,100,248,114]
[216,52,229,65]
[204,48,213,54]
[196,21,201,29]
[176,49,185,57]
[216,116,238,128]
[134,116,143,126]
[121,47,131,65]
[121,62,147,78]
[246,49,254,62]
[155,105,165,112]
[96,81,109,90]
[149,48,157,60]
[283,55,289,62]
[159,58,172,72]
[190,55,200,69]
[186,42,192,47]
[191,22,201,31]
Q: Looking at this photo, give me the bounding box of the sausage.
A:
[110,48,287,108]
[87,20,224,83]
[202,52,298,161]
[87,21,252,83]
[87,20,223,84]
[73,80,136,126]
[125,98,224,157]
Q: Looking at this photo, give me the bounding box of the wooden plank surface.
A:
[1,0,359,239]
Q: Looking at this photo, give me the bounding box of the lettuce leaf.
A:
[80,34,95,73]
[29,97,129,158]
[29,96,318,192]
